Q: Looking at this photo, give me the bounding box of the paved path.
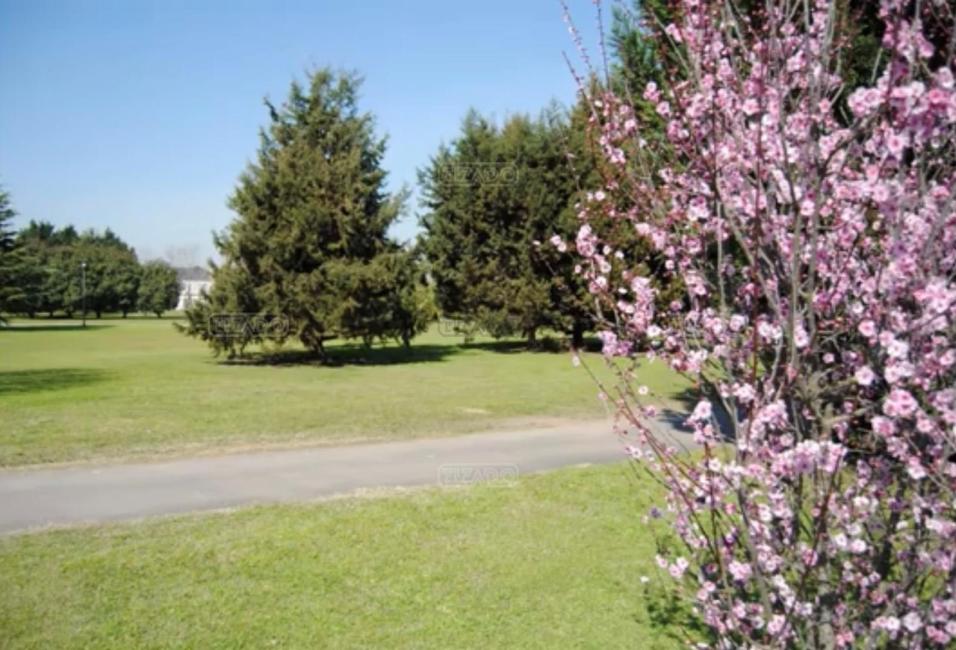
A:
[0,417,691,535]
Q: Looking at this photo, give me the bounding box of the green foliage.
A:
[0,189,20,323]
[17,220,79,247]
[417,95,675,348]
[137,260,181,317]
[4,220,141,318]
[180,69,430,359]
[71,232,141,318]
[609,0,672,97]
[0,189,14,253]
[419,107,595,346]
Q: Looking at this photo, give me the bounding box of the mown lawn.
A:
[0,463,696,649]
[0,318,688,466]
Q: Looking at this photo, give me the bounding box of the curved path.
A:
[0,417,692,535]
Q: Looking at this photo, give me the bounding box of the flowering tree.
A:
[564,0,956,646]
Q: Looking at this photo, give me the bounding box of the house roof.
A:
[174,266,212,282]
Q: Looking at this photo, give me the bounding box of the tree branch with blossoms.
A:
[561,0,956,647]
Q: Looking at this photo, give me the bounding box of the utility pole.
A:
[81,261,87,328]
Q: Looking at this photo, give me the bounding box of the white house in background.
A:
[174,266,212,311]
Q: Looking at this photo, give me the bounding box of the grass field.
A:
[0,318,689,466]
[0,462,696,649]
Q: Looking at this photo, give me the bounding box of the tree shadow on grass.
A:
[219,343,463,368]
[0,368,112,395]
[214,332,593,368]
[1,323,115,333]
[641,583,711,647]
[461,335,598,355]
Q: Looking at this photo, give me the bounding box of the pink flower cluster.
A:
[570,0,956,646]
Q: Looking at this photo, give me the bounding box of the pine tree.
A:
[419,109,596,347]
[16,221,78,316]
[180,69,428,358]
[0,189,20,323]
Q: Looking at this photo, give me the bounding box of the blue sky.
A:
[0,0,604,264]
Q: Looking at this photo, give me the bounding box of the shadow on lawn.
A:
[220,343,463,367]
[642,583,711,646]
[460,335,603,355]
[1,324,115,333]
[216,332,597,368]
[0,368,112,395]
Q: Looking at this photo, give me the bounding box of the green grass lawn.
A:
[0,318,688,466]
[0,462,695,649]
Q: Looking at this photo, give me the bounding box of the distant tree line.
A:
[0,191,181,321]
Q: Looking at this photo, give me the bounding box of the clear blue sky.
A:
[0,0,604,265]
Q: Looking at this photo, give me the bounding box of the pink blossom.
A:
[884,361,914,384]
[728,560,752,581]
[907,458,928,480]
[757,321,782,343]
[568,2,956,645]
[874,616,901,633]
[883,388,919,418]
[767,615,786,635]
[855,365,877,386]
[732,382,756,404]
[848,539,868,554]
[886,338,910,360]
[902,612,922,632]
[688,400,712,423]
[871,416,896,436]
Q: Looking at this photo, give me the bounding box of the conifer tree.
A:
[419,108,597,346]
[0,189,20,323]
[180,69,428,358]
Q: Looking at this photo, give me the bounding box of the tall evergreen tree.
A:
[535,101,600,347]
[0,188,20,323]
[14,221,77,316]
[18,220,79,247]
[180,69,429,358]
[0,190,14,253]
[418,111,497,332]
[419,108,599,347]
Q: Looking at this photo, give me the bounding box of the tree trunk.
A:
[572,322,585,349]
[526,328,537,348]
